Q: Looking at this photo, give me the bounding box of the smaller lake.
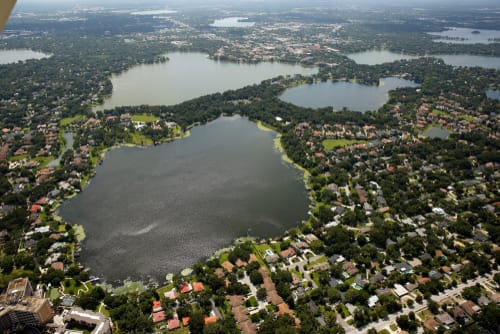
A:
[0,49,50,65]
[428,27,500,44]
[346,50,418,65]
[437,54,500,70]
[346,50,500,69]
[280,77,419,112]
[423,127,450,139]
[210,17,255,28]
[486,90,500,101]
[130,9,176,15]
[47,133,75,168]
[96,52,316,110]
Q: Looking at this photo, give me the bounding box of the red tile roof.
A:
[179,282,192,294]
[193,282,205,293]
[168,318,180,330]
[182,317,190,326]
[204,316,217,325]
[152,311,166,323]
[152,300,162,312]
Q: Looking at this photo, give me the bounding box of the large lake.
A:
[95,52,316,110]
[0,49,50,64]
[58,116,309,283]
[279,77,419,111]
[428,27,500,44]
[347,50,500,69]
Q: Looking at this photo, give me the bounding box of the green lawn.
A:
[130,132,153,145]
[305,256,328,270]
[132,114,160,122]
[8,154,27,161]
[219,253,229,264]
[34,156,55,168]
[60,115,86,126]
[49,288,60,301]
[322,139,366,150]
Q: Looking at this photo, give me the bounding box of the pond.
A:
[279,77,419,112]
[346,50,500,69]
[0,49,50,65]
[210,17,255,27]
[58,116,309,283]
[95,52,316,110]
[486,90,500,101]
[47,133,75,168]
[422,126,450,139]
[428,27,500,44]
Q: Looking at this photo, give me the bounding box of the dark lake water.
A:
[0,49,50,64]
[279,77,419,111]
[58,116,309,283]
[96,52,316,110]
[346,50,500,69]
[487,90,500,101]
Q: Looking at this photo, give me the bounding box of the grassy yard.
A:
[60,115,86,126]
[49,288,60,301]
[130,132,153,145]
[8,154,27,161]
[132,114,160,122]
[34,156,55,168]
[305,256,328,270]
[322,139,366,150]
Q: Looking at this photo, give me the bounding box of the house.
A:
[235,259,247,267]
[342,262,359,276]
[152,311,166,323]
[424,318,440,332]
[265,254,280,264]
[204,316,217,325]
[429,271,443,280]
[50,262,64,271]
[193,282,205,293]
[304,234,319,244]
[461,300,481,317]
[435,312,455,327]
[370,272,385,285]
[477,296,491,307]
[329,254,345,265]
[281,248,296,259]
[164,288,177,300]
[291,241,309,251]
[182,317,190,326]
[453,306,472,326]
[393,284,408,298]
[179,282,192,294]
[368,295,379,307]
[168,318,180,330]
[418,277,431,285]
[222,261,234,272]
[152,300,162,312]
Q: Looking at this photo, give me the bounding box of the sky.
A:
[12,0,500,12]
